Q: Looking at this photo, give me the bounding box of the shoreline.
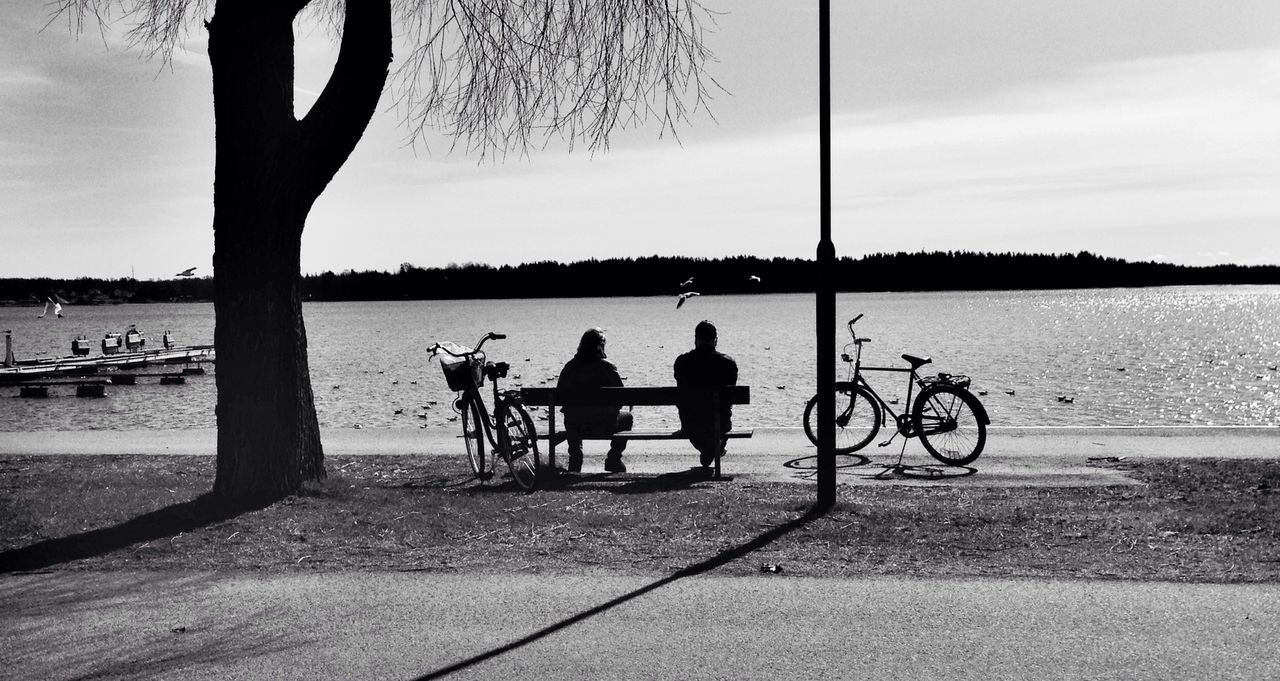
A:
[2,426,1277,489]
[2,425,1276,456]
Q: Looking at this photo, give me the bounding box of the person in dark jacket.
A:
[673,320,739,467]
[556,327,632,473]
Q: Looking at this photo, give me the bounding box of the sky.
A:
[2,0,1279,279]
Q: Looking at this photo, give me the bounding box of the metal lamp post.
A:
[815,0,837,508]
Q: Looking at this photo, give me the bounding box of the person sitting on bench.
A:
[674,320,739,467]
[556,327,633,473]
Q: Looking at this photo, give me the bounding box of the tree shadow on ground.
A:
[0,493,259,574]
[410,503,829,680]
[5,572,299,680]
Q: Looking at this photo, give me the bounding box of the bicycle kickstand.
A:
[872,437,911,480]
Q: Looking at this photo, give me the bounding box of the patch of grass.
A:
[1,455,1277,582]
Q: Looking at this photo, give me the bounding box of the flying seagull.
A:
[176,267,197,277]
[679,277,695,288]
[748,275,761,283]
[37,297,64,318]
[676,291,700,309]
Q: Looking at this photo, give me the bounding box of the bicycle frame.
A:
[457,359,521,451]
[435,333,506,446]
[837,313,984,439]
[805,314,989,468]
[429,331,541,491]
[839,342,926,438]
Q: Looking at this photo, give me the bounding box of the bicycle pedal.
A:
[877,440,893,447]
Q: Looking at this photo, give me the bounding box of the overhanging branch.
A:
[297,0,393,203]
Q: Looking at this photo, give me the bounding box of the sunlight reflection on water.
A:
[1,286,1277,431]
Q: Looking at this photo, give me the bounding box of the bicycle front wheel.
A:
[803,385,882,454]
[459,398,490,480]
[498,403,541,492]
[912,384,986,466]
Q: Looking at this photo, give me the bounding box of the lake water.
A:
[2,287,1278,432]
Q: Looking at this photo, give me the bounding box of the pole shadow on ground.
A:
[410,503,829,680]
[0,494,257,573]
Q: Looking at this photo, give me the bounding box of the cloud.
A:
[299,48,1280,270]
[371,48,1280,267]
[835,48,1280,192]
[170,45,210,70]
[0,68,55,90]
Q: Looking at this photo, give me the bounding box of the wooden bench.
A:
[518,385,752,479]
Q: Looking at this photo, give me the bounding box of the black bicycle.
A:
[803,314,990,466]
[429,332,541,491]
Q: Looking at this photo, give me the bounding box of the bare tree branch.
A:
[52,0,721,158]
[50,0,214,61]
[391,0,721,159]
[297,1,394,201]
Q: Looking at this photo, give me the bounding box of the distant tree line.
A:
[0,276,213,306]
[3,251,1278,305]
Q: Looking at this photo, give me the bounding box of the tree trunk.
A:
[207,0,392,504]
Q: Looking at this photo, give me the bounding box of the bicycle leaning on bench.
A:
[803,314,991,466]
[429,332,542,491]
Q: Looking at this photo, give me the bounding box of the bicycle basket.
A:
[438,345,485,391]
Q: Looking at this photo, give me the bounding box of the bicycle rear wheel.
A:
[912,384,986,466]
[498,403,541,492]
[459,398,490,480]
[803,385,882,454]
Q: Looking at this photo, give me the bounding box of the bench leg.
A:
[547,400,557,471]
[712,393,723,480]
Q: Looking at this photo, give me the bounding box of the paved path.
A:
[3,571,1278,681]
[2,426,1276,488]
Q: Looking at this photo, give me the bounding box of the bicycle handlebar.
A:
[474,331,506,352]
[847,314,869,343]
[427,342,460,358]
[428,331,508,359]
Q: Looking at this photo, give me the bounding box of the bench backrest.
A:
[519,385,750,407]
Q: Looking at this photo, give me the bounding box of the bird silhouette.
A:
[36,297,64,318]
[676,291,700,309]
[176,267,197,277]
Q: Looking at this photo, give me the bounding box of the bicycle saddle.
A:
[902,353,932,369]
